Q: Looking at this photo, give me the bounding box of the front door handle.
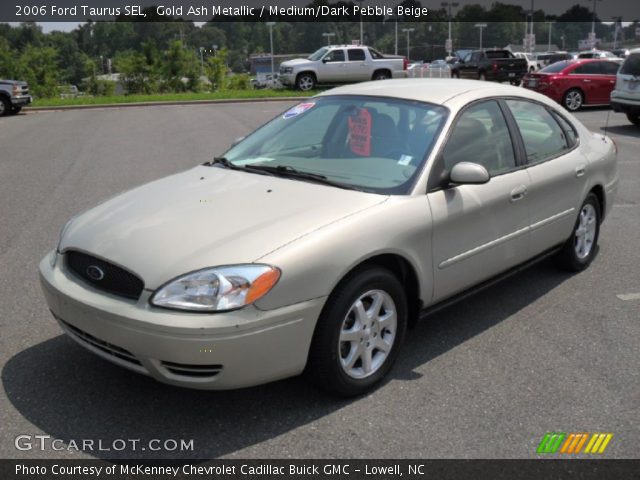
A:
[575,165,586,177]
[583,79,591,83]
[510,185,528,202]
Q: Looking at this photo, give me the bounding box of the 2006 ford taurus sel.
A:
[40,79,618,396]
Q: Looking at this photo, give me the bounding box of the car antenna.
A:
[603,108,611,141]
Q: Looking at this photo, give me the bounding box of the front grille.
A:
[65,250,144,300]
[161,361,223,378]
[60,319,142,367]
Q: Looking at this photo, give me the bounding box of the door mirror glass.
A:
[449,162,490,185]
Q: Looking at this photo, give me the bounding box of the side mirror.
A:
[322,57,329,63]
[449,162,490,185]
[230,136,245,148]
[458,58,465,64]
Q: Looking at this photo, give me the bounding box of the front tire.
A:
[296,73,316,91]
[626,112,640,126]
[556,193,601,272]
[9,106,22,115]
[478,72,486,81]
[0,97,10,117]
[307,267,408,397]
[563,88,584,112]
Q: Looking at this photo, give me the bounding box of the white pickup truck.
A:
[279,45,408,91]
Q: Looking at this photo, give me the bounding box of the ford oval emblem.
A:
[86,265,105,281]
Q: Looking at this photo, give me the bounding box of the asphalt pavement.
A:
[0,101,638,459]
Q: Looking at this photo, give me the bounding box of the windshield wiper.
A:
[203,156,243,170]
[244,165,359,191]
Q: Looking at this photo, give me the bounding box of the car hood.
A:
[281,58,315,68]
[60,166,387,289]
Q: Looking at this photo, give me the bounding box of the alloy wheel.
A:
[574,203,597,259]
[338,289,397,379]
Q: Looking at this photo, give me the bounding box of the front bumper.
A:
[39,251,325,389]
[11,94,32,106]
[279,73,295,86]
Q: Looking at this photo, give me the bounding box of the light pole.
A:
[266,22,276,74]
[402,28,415,60]
[199,47,204,75]
[591,0,603,36]
[545,21,555,52]
[356,0,365,45]
[611,16,622,49]
[475,23,487,50]
[441,1,459,57]
[322,32,335,46]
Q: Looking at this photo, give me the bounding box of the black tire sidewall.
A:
[296,73,315,91]
[0,97,10,117]
[307,267,408,396]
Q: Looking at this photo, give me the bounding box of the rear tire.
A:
[556,193,601,272]
[626,112,640,126]
[306,267,408,397]
[372,70,391,81]
[478,72,486,81]
[563,88,584,112]
[451,71,460,79]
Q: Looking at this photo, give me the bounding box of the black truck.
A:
[451,49,528,85]
[0,79,32,116]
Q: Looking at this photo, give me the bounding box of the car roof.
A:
[315,78,558,109]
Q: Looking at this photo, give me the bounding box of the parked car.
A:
[40,79,618,396]
[536,51,573,68]
[611,48,630,59]
[577,50,618,59]
[0,79,31,116]
[514,52,540,72]
[279,45,408,91]
[610,48,640,125]
[451,49,528,85]
[523,59,620,111]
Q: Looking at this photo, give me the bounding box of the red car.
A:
[523,59,620,111]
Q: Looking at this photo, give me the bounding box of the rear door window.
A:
[347,49,366,62]
[572,62,602,75]
[506,100,570,164]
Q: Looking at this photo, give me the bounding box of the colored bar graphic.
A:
[539,432,613,454]
[537,433,566,454]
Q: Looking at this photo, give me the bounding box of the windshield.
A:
[223,96,448,194]
[308,47,329,61]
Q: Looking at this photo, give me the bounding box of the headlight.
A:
[150,265,280,312]
[281,67,293,74]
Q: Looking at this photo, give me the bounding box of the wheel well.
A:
[372,69,391,79]
[590,185,605,221]
[340,254,422,327]
[297,71,316,81]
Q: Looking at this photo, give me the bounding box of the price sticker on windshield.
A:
[283,102,315,119]
[348,108,372,156]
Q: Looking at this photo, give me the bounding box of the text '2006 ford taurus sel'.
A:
[39,79,618,396]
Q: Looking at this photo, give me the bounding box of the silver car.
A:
[39,79,618,396]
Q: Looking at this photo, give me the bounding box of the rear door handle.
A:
[575,165,586,177]
[510,185,528,202]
